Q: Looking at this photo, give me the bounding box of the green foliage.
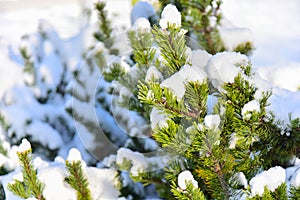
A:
[290,185,300,200]
[103,62,125,82]
[80,2,300,199]
[171,182,206,200]
[248,184,288,200]
[7,149,45,200]
[94,1,113,46]
[65,160,92,200]
[128,29,156,68]
[152,25,188,76]
[234,41,254,56]
[159,0,224,54]
[158,0,253,55]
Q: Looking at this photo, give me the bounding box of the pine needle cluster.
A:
[7,148,45,200]
[65,161,92,200]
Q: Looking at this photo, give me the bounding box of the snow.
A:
[218,18,253,51]
[0,53,23,98]
[150,107,169,129]
[161,64,207,99]
[26,121,63,150]
[204,114,221,130]
[191,50,212,70]
[241,100,261,120]
[206,94,218,115]
[17,138,31,153]
[229,133,238,149]
[86,167,120,199]
[267,89,300,126]
[206,52,248,92]
[222,0,300,67]
[38,165,77,200]
[179,64,207,83]
[131,1,156,25]
[132,17,151,30]
[290,167,300,187]
[178,170,198,190]
[235,172,248,188]
[159,4,181,29]
[67,148,83,162]
[0,0,299,199]
[257,62,300,92]
[145,66,163,82]
[116,147,148,176]
[249,166,286,196]
[160,72,186,99]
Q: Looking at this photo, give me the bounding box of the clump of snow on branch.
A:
[145,66,163,82]
[159,4,181,29]
[249,166,286,196]
[115,147,164,176]
[17,138,31,153]
[192,50,212,70]
[178,170,198,190]
[241,100,261,120]
[150,107,170,129]
[206,52,248,92]
[161,65,207,99]
[204,114,221,130]
[132,17,151,30]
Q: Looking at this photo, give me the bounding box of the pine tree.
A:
[158,0,253,55]
[1,2,300,200]
[106,3,300,199]
[7,140,45,200]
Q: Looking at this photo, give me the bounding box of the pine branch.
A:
[8,149,45,200]
[138,81,199,119]
[94,1,112,42]
[65,160,92,200]
[128,29,156,68]
[152,25,188,75]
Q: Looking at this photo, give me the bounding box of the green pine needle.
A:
[65,160,92,200]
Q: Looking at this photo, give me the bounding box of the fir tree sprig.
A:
[7,143,45,200]
[94,1,113,44]
[171,182,206,200]
[128,29,156,68]
[65,160,92,200]
[138,81,200,119]
[152,25,188,76]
